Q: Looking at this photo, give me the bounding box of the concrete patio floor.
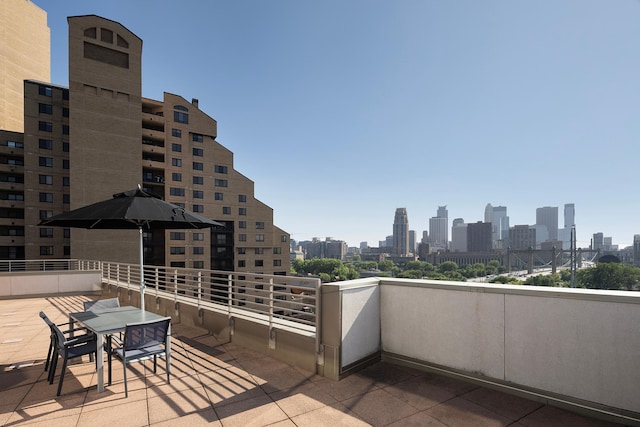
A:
[0,296,625,426]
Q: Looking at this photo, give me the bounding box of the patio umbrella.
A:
[39,185,223,310]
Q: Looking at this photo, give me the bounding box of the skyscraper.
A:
[536,206,558,241]
[485,204,509,249]
[467,222,492,252]
[450,219,467,252]
[564,203,575,228]
[428,206,448,250]
[392,208,409,256]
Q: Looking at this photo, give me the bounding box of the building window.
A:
[239,208,247,216]
[193,261,204,269]
[172,128,182,137]
[239,234,246,242]
[63,228,70,238]
[39,192,53,203]
[62,142,69,152]
[192,147,203,157]
[170,187,185,196]
[39,85,52,96]
[193,204,204,213]
[62,89,69,100]
[281,235,288,242]
[39,175,53,185]
[40,246,54,256]
[238,260,246,268]
[172,172,182,182]
[62,125,69,135]
[193,190,203,199]
[256,234,264,242]
[192,133,203,142]
[192,162,203,171]
[273,247,282,254]
[171,158,182,167]
[215,192,223,200]
[7,141,23,148]
[192,176,203,185]
[170,247,185,255]
[39,103,53,114]
[171,143,182,152]
[39,121,53,132]
[215,165,228,174]
[256,221,264,229]
[39,139,53,150]
[239,195,247,203]
[39,210,53,220]
[63,107,69,118]
[63,177,70,186]
[239,221,246,229]
[40,228,54,238]
[237,247,246,254]
[214,179,227,187]
[255,260,264,267]
[63,159,70,169]
[170,262,185,268]
[64,246,71,256]
[222,207,231,215]
[255,248,264,255]
[193,247,204,255]
[193,232,204,241]
[174,111,189,124]
[170,232,185,240]
[101,28,113,43]
[63,194,70,204]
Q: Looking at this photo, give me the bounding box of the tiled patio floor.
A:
[0,296,625,426]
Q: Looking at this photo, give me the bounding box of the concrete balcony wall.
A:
[379,279,640,417]
[0,270,102,297]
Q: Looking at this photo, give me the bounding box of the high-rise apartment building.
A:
[450,219,467,252]
[392,208,409,256]
[509,225,536,250]
[1,13,290,275]
[564,203,575,228]
[536,206,558,241]
[0,0,50,132]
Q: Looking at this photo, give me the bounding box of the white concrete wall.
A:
[379,279,640,414]
[339,280,381,367]
[0,271,102,297]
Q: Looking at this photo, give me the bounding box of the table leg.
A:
[166,324,171,380]
[96,333,104,392]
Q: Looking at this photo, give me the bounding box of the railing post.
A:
[197,271,202,305]
[173,269,178,302]
[227,274,233,313]
[154,268,159,297]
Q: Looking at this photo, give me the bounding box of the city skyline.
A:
[34,0,640,249]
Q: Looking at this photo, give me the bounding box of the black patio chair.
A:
[108,317,171,397]
[83,297,120,312]
[39,311,94,374]
[48,320,98,396]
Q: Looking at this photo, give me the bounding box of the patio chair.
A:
[83,297,120,311]
[108,317,171,397]
[39,311,94,374]
[48,319,98,396]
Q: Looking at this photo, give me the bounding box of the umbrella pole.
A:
[139,226,145,311]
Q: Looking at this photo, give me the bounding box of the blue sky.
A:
[33,0,639,248]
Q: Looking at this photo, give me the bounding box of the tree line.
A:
[291,257,640,291]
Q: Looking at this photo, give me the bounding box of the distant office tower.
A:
[450,220,467,252]
[429,216,448,250]
[564,203,575,228]
[393,208,409,256]
[421,230,429,244]
[485,204,509,249]
[409,230,416,254]
[536,206,558,241]
[593,232,604,251]
[359,242,368,251]
[0,0,50,132]
[509,225,536,250]
[467,222,492,252]
[634,235,640,266]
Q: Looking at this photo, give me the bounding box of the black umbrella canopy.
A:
[39,186,224,230]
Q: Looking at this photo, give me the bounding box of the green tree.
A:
[438,261,458,273]
[577,263,640,291]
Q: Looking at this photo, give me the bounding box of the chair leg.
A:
[153,355,157,374]
[123,359,128,398]
[45,337,54,372]
[48,350,58,384]
[56,354,68,396]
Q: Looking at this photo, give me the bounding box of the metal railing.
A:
[0,259,101,272]
[100,261,320,338]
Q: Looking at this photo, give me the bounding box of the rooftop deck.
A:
[0,296,622,426]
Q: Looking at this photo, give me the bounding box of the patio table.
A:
[69,306,171,392]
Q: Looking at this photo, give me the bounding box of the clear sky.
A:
[33,0,639,249]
